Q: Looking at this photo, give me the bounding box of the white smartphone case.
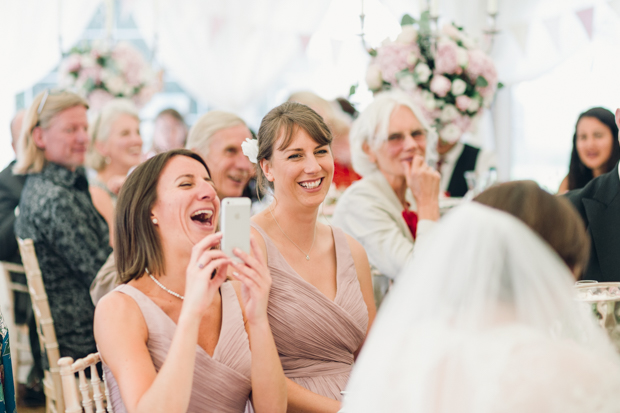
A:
[220,197,251,262]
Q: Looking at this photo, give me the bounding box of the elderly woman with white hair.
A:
[332,91,440,305]
[87,99,143,245]
[186,110,254,199]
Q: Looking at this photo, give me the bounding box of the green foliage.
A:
[475,76,489,88]
[401,14,416,26]
[349,83,358,97]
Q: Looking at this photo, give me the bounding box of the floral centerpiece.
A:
[365,13,500,143]
[58,41,161,111]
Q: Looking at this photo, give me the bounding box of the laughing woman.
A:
[94,149,286,413]
[244,102,376,413]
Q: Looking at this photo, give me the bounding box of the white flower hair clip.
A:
[241,137,259,164]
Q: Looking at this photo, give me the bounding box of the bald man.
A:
[566,108,620,282]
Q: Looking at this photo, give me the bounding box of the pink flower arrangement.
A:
[365,14,500,143]
[59,41,161,111]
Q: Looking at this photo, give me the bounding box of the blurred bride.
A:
[343,199,620,412]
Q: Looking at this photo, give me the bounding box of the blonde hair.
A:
[86,99,140,171]
[186,111,246,158]
[350,90,435,177]
[14,90,89,175]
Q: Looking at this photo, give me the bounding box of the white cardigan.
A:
[332,170,434,280]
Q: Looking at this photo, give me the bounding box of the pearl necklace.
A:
[145,268,184,300]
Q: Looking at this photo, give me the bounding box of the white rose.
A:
[439,123,462,143]
[414,63,431,83]
[422,91,436,111]
[442,24,461,41]
[396,25,418,44]
[106,76,125,95]
[241,138,259,163]
[456,47,469,67]
[406,52,418,66]
[398,73,416,91]
[366,64,383,91]
[451,79,467,96]
[440,105,459,122]
[468,97,481,112]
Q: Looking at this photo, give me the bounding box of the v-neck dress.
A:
[102,282,252,413]
[251,223,368,401]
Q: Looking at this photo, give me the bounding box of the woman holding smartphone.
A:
[243,102,376,413]
[94,149,286,413]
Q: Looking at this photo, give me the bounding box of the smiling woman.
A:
[249,102,376,412]
[95,149,286,413]
[87,99,143,246]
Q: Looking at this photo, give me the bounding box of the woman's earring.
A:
[152,218,158,224]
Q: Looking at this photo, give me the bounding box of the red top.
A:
[402,209,418,240]
[332,162,361,189]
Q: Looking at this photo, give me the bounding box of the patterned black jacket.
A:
[15,162,112,361]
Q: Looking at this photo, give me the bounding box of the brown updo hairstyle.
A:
[256,102,333,192]
[114,149,211,283]
[474,180,590,278]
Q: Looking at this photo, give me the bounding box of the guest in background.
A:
[435,133,496,198]
[186,111,254,199]
[87,99,143,245]
[95,150,286,412]
[14,90,112,362]
[332,91,440,306]
[248,102,375,412]
[558,107,620,193]
[475,180,589,278]
[0,110,26,265]
[343,201,620,412]
[0,110,45,406]
[566,109,620,282]
[288,91,360,189]
[148,108,187,156]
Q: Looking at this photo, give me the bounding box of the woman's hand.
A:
[185,232,231,317]
[230,236,272,326]
[402,155,440,221]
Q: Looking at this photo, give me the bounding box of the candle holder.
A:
[483,12,500,53]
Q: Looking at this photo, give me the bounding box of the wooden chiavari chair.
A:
[59,353,112,413]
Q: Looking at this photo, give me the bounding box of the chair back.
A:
[17,238,65,413]
[0,260,29,388]
[59,353,112,413]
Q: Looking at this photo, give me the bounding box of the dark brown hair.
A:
[474,180,590,277]
[114,149,210,283]
[256,102,333,191]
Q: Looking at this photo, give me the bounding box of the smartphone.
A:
[220,197,251,263]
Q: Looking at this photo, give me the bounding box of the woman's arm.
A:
[90,185,115,247]
[95,233,230,413]
[230,237,287,413]
[345,235,377,358]
[285,380,341,413]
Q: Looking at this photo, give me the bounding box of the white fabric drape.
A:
[0,0,100,169]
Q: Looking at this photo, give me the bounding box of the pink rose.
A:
[374,42,418,85]
[456,95,472,112]
[430,75,451,97]
[88,89,114,112]
[435,40,460,75]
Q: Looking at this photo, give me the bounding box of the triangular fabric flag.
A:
[510,22,529,54]
[210,16,226,38]
[543,15,561,51]
[576,7,594,40]
[299,34,311,52]
[608,0,620,18]
[331,38,343,63]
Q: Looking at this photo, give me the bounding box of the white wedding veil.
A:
[343,203,620,413]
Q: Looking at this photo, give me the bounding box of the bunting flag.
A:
[543,15,561,51]
[575,7,594,40]
[210,16,226,38]
[299,34,311,52]
[330,38,343,63]
[608,0,620,18]
[510,22,530,54]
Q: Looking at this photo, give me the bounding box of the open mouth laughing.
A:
[190,209,214,225]
[298,178,323,190]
